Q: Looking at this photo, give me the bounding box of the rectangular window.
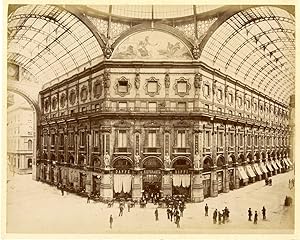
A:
[229,110,233,115]
[178,82,187,93]
[118,80,128,93]
[148,102,157,112]
[81,107,86,112]
[229,93,233,103]
[148,81,158,93]
[218,108,222,113]
[205,131,211,147]
[254,135,258,146]
[239,133,243,146]
[177,130,186,148]
[204,84,209,96]
[205,104,209,110]
[51,134,55,145]
[103,134,110,155]
[217,89,222,100]
[118,102,127,111]
[230,133,234,147]
[247,135,251,146]
[218,132,224,147]
[80,131,86,146]
[178,102,186,111]
[148,130,156,147]
[95,104,100,110]
[238,97,242,106]
[118,130,127,148]
[60,133,64,146]
[93,131,99,147]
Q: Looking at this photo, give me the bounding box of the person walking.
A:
[167,207,170,220]
[262,206,266,220]
[87,194,91,203]
[254,211,258,224]
[127,202,131,212]
[179,204,184,217]
[119,205,124,217]
[155,208,159,221]
[205,203,209,216]
[109,215,113,229]
[176,214,181,228]
[224,206,230,221]
[61,185,64,196]
[248,208,252,221]
[213,209,218,224]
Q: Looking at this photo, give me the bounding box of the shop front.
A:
[142,157,163,201]
[237,166,248,186]
[172,158,192,199]
[228,168,235,190]
[202,156,213,198]
[113,158,133,200]
[92,175,101,197]
[252,163,263,181]
[259,162,269,179]
[245,164,256,183]
[265,161,274,177]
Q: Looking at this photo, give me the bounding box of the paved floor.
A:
[5,170,294,234]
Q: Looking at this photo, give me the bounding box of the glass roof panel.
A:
[8,4,103,84]
[200,6,295,104]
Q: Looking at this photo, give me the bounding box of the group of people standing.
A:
[248,206,266,224]
[211,206,230,224]
[165,206,182,228]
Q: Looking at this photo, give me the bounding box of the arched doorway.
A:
[113,157,133,200]
[142,157,163,202]
[172,157,192,198]
[202,156,213,198]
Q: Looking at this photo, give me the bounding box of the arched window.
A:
[28,139,33,150]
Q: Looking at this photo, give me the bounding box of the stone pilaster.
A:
[100,169,114,201]
[162,170,172,197]
[210,166,218,197]
[132,169,143,201]
[191,169,204,202]
[223,165,230,193]
[86,172,92,193]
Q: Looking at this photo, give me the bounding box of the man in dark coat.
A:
[262,206,266,220]
[176,214,181,228]
[254,211,258,224]
[155,208,159,221]
[248,208,252,221]
[170,207,173,222]
[218,211,222,225]
[205,203,209,216]
[224,206,230,221]
[167,207,170,219]
[213,209,218,224]
[109,215,113,229]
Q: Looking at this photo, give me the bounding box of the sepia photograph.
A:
[2,1,298,239]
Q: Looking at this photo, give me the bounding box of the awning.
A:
[113,174,132,193]
[283,158,290,167]
[253,163,263,175]
[259,163,268,173]
[238,166,248,180]
[246,165,256,178]
[275,159,282,169]
[265,161,274,171]
[286,158,293,166]
[271,161,279,170]
[173,174,191,188]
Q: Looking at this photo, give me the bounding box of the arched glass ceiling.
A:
[8,5,103,83]
[200,6,295,104]
[87,5,221,19]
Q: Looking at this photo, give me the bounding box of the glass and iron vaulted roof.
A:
[8,5,103,83]
[87,5,222,19]
[200,6,295,104]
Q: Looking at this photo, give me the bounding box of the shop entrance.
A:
[113,158,133,200]
[142,157,162,202]
[172,158,192,199]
